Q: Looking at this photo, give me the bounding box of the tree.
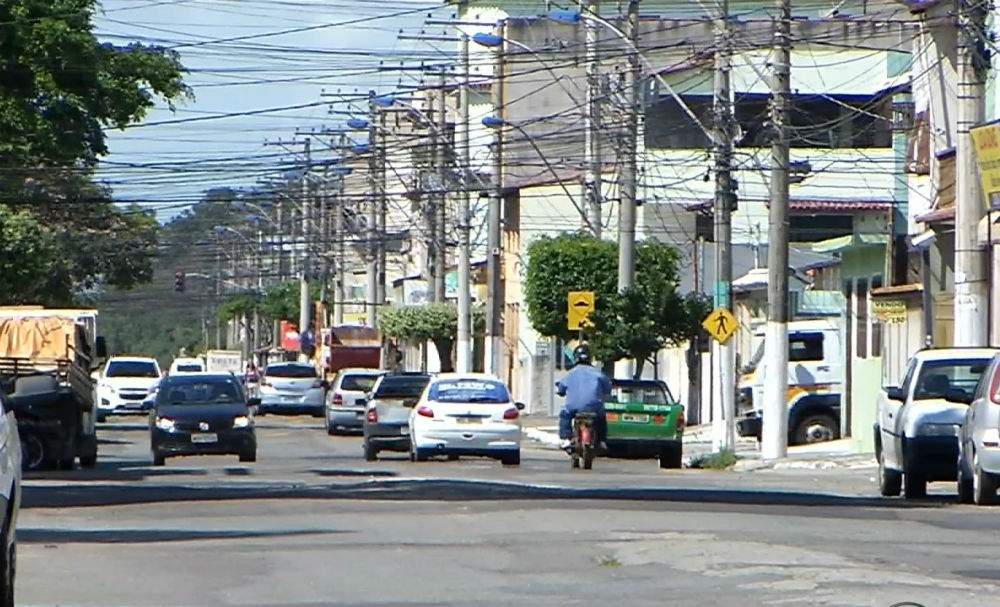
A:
[0,205,59,303]
[379,304,484,373]
[261,281,321,323]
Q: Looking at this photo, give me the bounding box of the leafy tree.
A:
[379,304,485,373]
[0,205,59,303]
[261,281,322,323]
[219,293,260,322]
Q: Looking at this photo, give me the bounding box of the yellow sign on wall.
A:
[567,291,595,331]
[872,299,906,324]
[971,123,1000,199]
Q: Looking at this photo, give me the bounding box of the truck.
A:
[205,350,243,375]
[324,326,381,375]
[735,318,844,445]
[0,307,106,470]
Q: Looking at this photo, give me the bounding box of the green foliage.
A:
[0,205,59,303]
[262,281,322,323]
[218,293,259,322]
[688,449,737,470]
[379,303,485,373]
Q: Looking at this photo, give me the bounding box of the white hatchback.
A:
[409,374,524,466]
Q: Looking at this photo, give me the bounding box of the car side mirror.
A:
[247,397,262,408]
[944,388,973,405]
[515,402,526,411]
[884,386,905,402]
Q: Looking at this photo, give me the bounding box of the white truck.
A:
[736,318,845,445]
[205,350,243,375]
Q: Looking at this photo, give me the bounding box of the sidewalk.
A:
[521,417,876,471]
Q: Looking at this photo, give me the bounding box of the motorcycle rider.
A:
[556,343,611,452]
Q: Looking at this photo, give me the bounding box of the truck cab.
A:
[736,319,844,444]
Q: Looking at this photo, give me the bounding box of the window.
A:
[913,359,991,400]
[899,358,918,396]
[374,376,429,398]
[106,361,159,378]
[428,379,510,404]
[611,383,674,405]
[176,364,203,373]
[265,364,317,379]
[160,378,241,404]
[789,333,824,362]
[735,93,892,149]
[339,374,379,392]
[644,94,713,150]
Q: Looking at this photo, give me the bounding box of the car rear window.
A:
[340,374,379,392]
[611,384,672,405]
[428,379,510,404]
[106,361,159,378]
[266,365,317,379]
[913,359,990,400]
[375,376,429,398]
[175,364,203,373]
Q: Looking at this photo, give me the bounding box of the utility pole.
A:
[456,34,473,373]
[434,74,449,303]
[215,240,222,349]
[376,111,387,323]
[712,0,736,452]
[298,137,312,361]
[334,135,347,326]
[762,0,791,460]
[615,0,640,380]
[365,91,386,329]
[583,0,602,237]
[486,21,506,376]
[954,0,988,347]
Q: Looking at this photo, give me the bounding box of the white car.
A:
[875,348,997,499]
[955,353,1000,505]
[95,356,162,421]
[409,374,524,466]
[168,357,205,375]
[258,362,327,416]
[326,368,383,435]
[0,391,20,607]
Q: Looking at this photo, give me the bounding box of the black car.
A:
[362,372,432,461]
[149,374,258,466]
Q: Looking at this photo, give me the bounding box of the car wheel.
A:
[152,451,165,467]
[793,414,839,445]
[413,448,429,462]
[239,450,256,463]
[501,451,520,467]
[57,457,74,471]
[447,454,459,462]
[364,441,378,462]
[973,453,998,506]
[95,413,106,424]
[19,432,44,472]
[902,446,927,499]
[659,445,683,469]
[877,449,902,497]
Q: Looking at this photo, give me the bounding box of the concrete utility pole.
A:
[366,91,383,328]
[712,0,736,452]
[334,135,347,326]
[456,34,473,373]
[762,0,791,460]
[298,137,312,360]
[486,21,506,376]
[376,111,387,323]
[434,74,449,303]
[954,0,988,347]
[583,0,602,237]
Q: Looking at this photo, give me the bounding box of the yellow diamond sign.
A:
[567,291,596,331]
[703,307,737,344]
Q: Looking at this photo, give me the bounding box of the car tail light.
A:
[417,405,434,418]
[332,393,343,406]
[366,408,378,423]
[676,410,686,430]
[503,407,519,420]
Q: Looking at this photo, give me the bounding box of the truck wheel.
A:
[19,433,44,472]
[363,442,378,462]
[659,445,683,469]
[877,450,902,497]
[973,453,998,506]
[793,414,839,445]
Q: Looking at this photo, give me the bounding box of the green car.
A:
[605,379,684,469]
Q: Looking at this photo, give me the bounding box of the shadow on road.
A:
[19,527,349,544]
[310,468,397,478]
[25,459,212,482]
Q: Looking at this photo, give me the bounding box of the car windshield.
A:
[175,364,203,373]
[913,359,990,400]
[106,361,159,378]
[428,379,510,404]
[266,365,316,379]
[611,384,672,405]
[340,374,379,392]
[160,378,242,404]
[375,376,429,398]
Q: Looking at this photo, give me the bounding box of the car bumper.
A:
[977,445,1000,475]
[328,408,365,429]
[259,394,324,414]
[907,435,959,481]
[606,438,682,458]
[413,426,521,454]
[366,422,411,451]
[97,396,153,415]
[152,427,256,457]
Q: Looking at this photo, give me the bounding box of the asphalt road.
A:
[15,416,1000,607]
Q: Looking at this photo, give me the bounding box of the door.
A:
[880,358,916,469]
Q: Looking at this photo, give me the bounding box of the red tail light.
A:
[366,408,378,423]
[417,405,434,418]
[502,407,519,420]
[332,393,343,406]
[676,410,686,430]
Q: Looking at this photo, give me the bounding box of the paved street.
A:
[15,417,1000,607]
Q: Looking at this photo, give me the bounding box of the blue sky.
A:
[94,0,454,218]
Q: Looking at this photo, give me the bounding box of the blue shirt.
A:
[556,364,611,413]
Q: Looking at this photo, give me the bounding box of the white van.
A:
[736,318,844,444]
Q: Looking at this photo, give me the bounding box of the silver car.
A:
[362,373,431,460]
[326,369,382,435]
[258,363,327,416]
[956,353,1000,505]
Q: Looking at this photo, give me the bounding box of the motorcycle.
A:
[570,411,598,470]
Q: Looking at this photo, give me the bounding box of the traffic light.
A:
[174,271,185,292]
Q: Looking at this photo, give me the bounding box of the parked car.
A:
[95,356,162,422]
[0,390,20,607]
[149,374,257,466]
[875,348,996,499]
[168,357,205,375]
[409,374,523,466]
[326,368,382,435]
[362,372,432,460]
[954,353,1000,504]
[258,362,327,416]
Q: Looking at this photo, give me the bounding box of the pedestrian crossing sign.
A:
[702,308,737,344]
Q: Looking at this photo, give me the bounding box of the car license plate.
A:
[400,426,409,435]
[456,417,481,425]
[191,433,218,443]
[621,414,650,423]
